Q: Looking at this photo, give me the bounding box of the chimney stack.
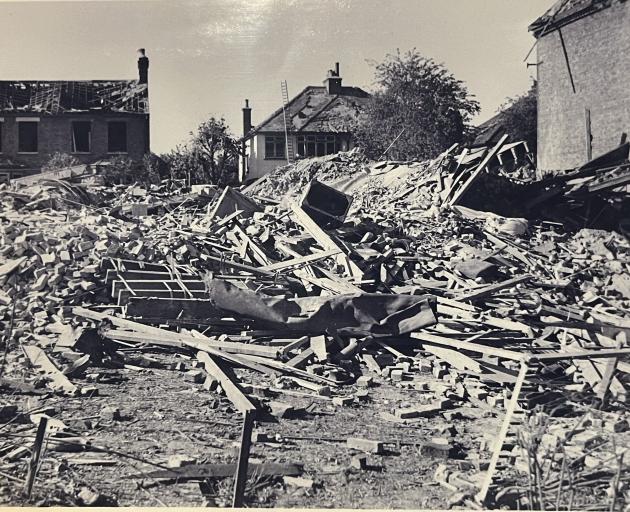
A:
[242,99,252,136]
[324,62,342,95]
[137,48,149,84]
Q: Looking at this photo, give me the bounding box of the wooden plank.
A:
[196,351,256,414]
[208,186,261,221]
[22,345,78,395]
[101,328,279,358]
[456,274,533,303]
[290,203,364,281]
[24,416,48,498]
[483,231,534,267]
[594,357,618,401]
[477,362,529,505]
[259,249,341,272]
[232,410,254,508]
[279,336,310,356]
[530,347,630,362]
[200,254,274,277]
[410,332,526,362]
[448,134,509,206]
[73,307,275,375]
[130,462,302,480]
[422,345,483,373]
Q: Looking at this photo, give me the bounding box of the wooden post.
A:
[477,361,529,505]
[596,357,618,406]
[232,410,254,508]
[585,108,592,162]
[24,416,48,498]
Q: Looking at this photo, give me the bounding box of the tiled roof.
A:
[0,80,149,114]
[249,85,370,136]
[529,0,614,38]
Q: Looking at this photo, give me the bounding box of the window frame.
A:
[264,134,286,160]
[71,120,92,154]
[297,134,337,158]
[107,120,128,154]
[17,120,39,154]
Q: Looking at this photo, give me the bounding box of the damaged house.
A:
[0,50,150,181]
[529,0,630,171]
[239,63,370,182]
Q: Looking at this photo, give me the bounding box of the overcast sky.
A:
[0,0,551,154]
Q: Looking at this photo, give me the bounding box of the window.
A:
[72,121,91,153]
[0,121,2,153]
[108,121,127,152]
[18,122,38,153]
[264,135,286,159]
[297,134,337,157]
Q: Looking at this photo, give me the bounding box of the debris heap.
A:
[1,138,629,509]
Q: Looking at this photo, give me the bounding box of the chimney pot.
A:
[242,99,252,136]
[137,48,149,84]
[324,62,342,95]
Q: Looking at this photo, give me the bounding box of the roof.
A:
[529,0,615,38]
[0,80,149,114]
[248,85,370,137]
[472,112,505,147]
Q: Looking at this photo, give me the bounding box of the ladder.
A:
[280,80,294,164]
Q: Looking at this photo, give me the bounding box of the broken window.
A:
[18,122,38,153]
[108,121,127,153]
[265,135,286,159]
[72,121,91,153]
[297,134,336,157]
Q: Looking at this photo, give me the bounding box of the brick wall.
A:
[0,113,149,169]
[536,1,630,171]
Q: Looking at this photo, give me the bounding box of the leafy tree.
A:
[354,49,480,160]
[496,81,537,155]
[42,152,80,172]
[164,117,240,186]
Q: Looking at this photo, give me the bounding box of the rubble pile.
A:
[245,148,370,200]
[1,137,629,509]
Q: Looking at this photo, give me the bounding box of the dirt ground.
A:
[1,350,501,508]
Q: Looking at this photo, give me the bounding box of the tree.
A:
[496,82,537,155]
[354,49,480,160]
[42,152,80,172]
[164,117,241,186]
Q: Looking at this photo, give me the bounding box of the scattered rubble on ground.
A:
[1,137,629,509]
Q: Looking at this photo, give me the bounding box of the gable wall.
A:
[536,1,630,171]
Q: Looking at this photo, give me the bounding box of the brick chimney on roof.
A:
[324,62,342,95]
[137,48,149,84]
[242,99,252,136]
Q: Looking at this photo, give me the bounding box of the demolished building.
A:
[0,50,150,182]
[529,0,630,171]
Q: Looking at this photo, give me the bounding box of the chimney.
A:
[137,48,149,84]
[324,63,342,95]
[242,99,252,136]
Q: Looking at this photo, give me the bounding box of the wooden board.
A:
[22,345,77,395]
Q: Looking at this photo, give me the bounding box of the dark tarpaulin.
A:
[207,279,438,336]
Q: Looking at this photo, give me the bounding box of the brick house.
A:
[0,50,150,180]
[239,63,370,182]
[529,0,630,171]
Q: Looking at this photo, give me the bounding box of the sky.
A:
[0,0,552,154]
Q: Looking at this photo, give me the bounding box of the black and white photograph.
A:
[0,0,629,509]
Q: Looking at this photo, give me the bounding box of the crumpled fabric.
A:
[207,279,438,336]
